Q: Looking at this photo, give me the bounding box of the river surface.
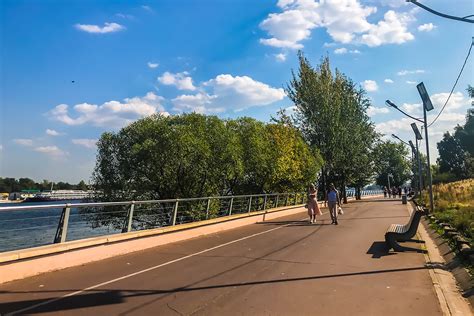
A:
[0,201,123,252]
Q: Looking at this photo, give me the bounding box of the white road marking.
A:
[7,213,323,315]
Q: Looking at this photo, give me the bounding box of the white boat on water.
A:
[25,190,93,202]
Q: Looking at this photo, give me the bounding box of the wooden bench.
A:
[385,205,426,251]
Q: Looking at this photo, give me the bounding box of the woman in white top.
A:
[307,184,322,223]
[326,183,340,225]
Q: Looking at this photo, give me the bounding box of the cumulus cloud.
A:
[359,10,415,47]
[367,106,389,116]
[362,80,378,92]
[384,78,394,83]
[46,129,61,136]
[147,62,159,69]
[48,92,168,128]
[274,53,287,62]
[406,80,417,85]
[334,47,360,54]
[75,22,124,34]
[34,146,68,159]
[13,139,33,146]
[418,23,436,32]
[397,69,424,76]
[172,74,286,113]
[400,102,422,114]
[375,91,471,162]
[72,139,98,149]
[158,71,196,90]
[260,0,415,49]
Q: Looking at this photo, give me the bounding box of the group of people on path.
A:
[307,183,341,225]
[383,186,410,198]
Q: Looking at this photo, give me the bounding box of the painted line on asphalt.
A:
[7,212,327,315]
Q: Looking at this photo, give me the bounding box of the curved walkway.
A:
[0,199,443,315]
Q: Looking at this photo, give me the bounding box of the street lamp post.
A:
[411,123,423,196]
[391,133,416,191]
[385,83,435,214]
[416,82,434,213]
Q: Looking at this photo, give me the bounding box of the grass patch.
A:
[420,179,474,243]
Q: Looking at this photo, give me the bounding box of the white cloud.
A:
[406,80,417,85]
[359,10,415,47]
[75,22,124,34]
[116,13,134,19]
[334,48,347,54]
[158,71,196,91]
[173,74,286,113]
[430,92,470,111]
[260,1,415,49]
[34,146,68,159]
[367,106,389,116]
[147,62,159,69]
[141,5,153,12]
[384,78,394,83]
[418,23,436,32]
[13,139,33,146]
[400,102,422,114]
[72,139,98,149]
[375,91,471,163]
[397,69,424,76]
[362,80,378,92]
[334,47,360,54]
[0,145,2,151]
[274,53,287,62]
[46,129,61,136]
[48,92,168,128]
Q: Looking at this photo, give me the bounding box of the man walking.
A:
[326,184,340,225]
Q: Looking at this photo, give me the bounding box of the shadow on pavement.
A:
[257,220,332,226]
[367,241,427,259]
[0,266,429,315]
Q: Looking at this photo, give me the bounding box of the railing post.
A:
[228,197,234,216]
[54,204,71,243]
[263,195,267,210]
[248,196,252,213]
[276,194,279,208]
[122,201,135,233]
[205,198,211,219]
[172,199,179,226]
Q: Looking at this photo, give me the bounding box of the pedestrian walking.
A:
[307,184,322,224]
[325,183,340,225]
[388,187,392,198]
[398,187,402,198]
[383,186,387,198]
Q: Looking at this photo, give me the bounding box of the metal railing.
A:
[0,190,383,252]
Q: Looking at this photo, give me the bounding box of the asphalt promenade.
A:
[0,199,442,315]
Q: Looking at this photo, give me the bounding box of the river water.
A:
[0,201,123,252]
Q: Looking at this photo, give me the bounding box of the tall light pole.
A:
[416,82,435,213]
[411,123,423,196]
[391,133,416,188]
[385,90,435,213]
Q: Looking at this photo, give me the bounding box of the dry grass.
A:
[422,179,474,241]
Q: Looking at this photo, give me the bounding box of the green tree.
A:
[373,141,411,187]
[285,53,378,201]
[437,132,467,179]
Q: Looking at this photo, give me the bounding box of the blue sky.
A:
[1,0,472,183]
